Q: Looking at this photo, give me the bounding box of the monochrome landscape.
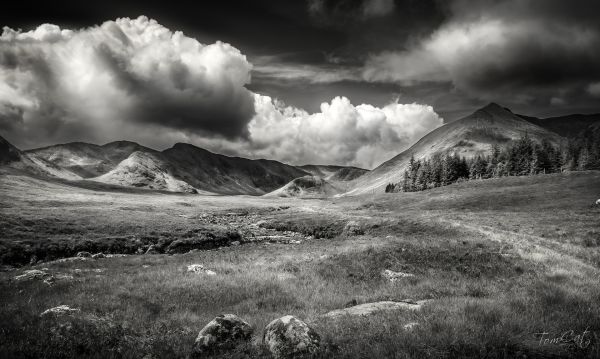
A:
[1,1,600,358]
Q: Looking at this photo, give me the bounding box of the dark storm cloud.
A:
[363,0,600,112]
[0,17,255,149]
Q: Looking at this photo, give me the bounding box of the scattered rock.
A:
[231,241,241,246]
[142,265,151,268]
[41,305,80,317]
[187,264,217,276]
[381,269,415,282]
[193,314,254,355]
[14,269,55,285]
[263,315,320,358]
[323,300,429,319]
[343,220,364,236]
[92,253,105,259]
[76,251,92,258]
[29,255,38,265]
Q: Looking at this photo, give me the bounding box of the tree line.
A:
[385,129,600,193]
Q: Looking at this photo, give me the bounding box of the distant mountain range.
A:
[0,136,366,195]
[1,103,598,196]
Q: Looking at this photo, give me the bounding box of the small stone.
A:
[231,241,241,246]
[41,305,80,317]
[29,255,38,265]
[91,253,105,259]
[193,314,253,354]
[76,251,92,258]
[263,315,320,358]
[187,264,217,276]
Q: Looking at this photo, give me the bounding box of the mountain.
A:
[9,138,308,195]
[91,151,198,193]
[264,175,339,198]
[518,113,600,138]
[344,103,565,196]
[298,165,368,181]
[161,143,309,195]
[26,141,152,178]
[0,135,81,179]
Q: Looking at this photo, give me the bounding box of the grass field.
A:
[1,171,600,358]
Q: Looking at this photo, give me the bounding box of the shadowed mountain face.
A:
[298,165,368,182]
[0,135,22,165]
[161,143,309,195]
[344,103,565,196]
[518,113,600,138]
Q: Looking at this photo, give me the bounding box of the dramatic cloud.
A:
[0,16,255,148]
[363,0,600,106]
[204,95,442,169]
[0,16,443,168]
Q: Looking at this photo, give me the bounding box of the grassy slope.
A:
[1,171,600,358]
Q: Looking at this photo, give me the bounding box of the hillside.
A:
[161,143,309,195]
[26,141,152,178]
[344,103,565,195]
[518,113,600,138]
[92,151,198,193]
[298,165,368,181]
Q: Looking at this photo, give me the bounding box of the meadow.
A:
[1,171,600,358]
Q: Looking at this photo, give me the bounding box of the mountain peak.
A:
[480,102,510,112]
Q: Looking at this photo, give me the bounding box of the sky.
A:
[1,0,600,169]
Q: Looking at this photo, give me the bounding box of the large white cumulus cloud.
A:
[0,16,254,147]
[243,95,442,169]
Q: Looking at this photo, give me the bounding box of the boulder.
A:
[323,300,429,319]
[263,315,320,358]
[187,264,217,276]
[14,269,55,285]
[76,251,92,258]
[596,199,600,205]
[381,269,415,282]
[91,253,105,259]
[192,314,254,354]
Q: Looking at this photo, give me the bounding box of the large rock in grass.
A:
[323,300,429,319]
[14,269,55,285]
[193,314,254,354]
[263,315,320,358]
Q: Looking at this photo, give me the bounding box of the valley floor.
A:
[1,171,600,358]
